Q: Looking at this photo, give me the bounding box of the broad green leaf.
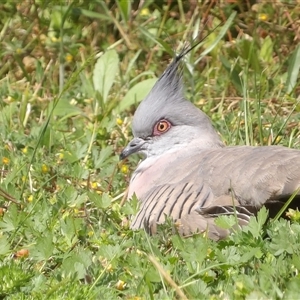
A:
[94,145,113,168]
[121,194,140,215]
[78,9,112,21]
[179,238,208,265]
[63,186,79,204]
[285,278,300,300]
[0,236,10,255]
[239,39,260,72]
[31,232,54,261]
[0,205,20,232]
[267,220,298,256]
[88,192,111,209]
[97,244,122,260]
[240,247,263,262]
[215,214,237,229]
[99,192,111,209]
[145,266,162,283]
[52,98,82,119]
[61,249,92,279]
[260,36,273,63]
[69,193,87,207]
[256,206,269,227]
[93,50,119,103]
[286,44,300,94]
[61,150,81,164]
[49,10,63,31]
[244,207,268,238]
[60,217,80,246]
[220,55,243,94]
[292,254,300,270]
[116,78,157,112]
[116,0,131,22]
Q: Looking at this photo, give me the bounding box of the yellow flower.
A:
[116,118,123,125]
[5,96,13,103]
[140,8,150,16]
[236,281,244,290]
[198,98,206,105]
[27,195,33,202]
[91,182,98,189]
[121,165,129,174]
[116,280,126,290]
[22,147,28,154]
[107,263,113,273]
[136,249,143,256]
[84,98,93,104]
[51,36,58,43]
[2,157,10,165]
[275,136,282,143]
[41,164,49,173]
[258,13,268,21]
[286,208,300,222]
[65,53,73,62]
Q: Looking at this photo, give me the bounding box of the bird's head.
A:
[120,44,223,161]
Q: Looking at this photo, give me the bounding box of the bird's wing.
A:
[130,146,300,239]
[130,176,257,239]
[199,146,300,207]
[130,178,215,231]
[130,175,247,239]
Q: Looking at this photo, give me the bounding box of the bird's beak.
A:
[120,137,146,160]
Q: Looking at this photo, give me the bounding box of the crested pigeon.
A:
[120,43,300,240]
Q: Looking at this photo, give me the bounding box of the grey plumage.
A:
[120,43,300,240]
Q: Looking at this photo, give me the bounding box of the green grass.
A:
[0,1,300,299]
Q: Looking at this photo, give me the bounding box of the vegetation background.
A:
[0,0,300,299]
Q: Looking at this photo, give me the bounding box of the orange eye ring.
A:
[153,119,171,136]
[157,121,169,132]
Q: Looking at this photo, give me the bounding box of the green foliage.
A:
[286,44,300,94]
[0,1,299,299]
[117,78,157,112]
[93,50,119,104]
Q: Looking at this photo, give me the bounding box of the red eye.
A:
[153,119,171,136]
